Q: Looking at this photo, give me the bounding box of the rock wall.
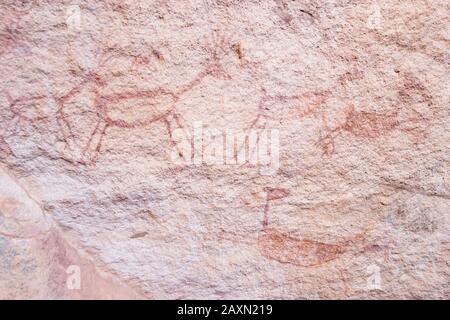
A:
[0,0,449,299]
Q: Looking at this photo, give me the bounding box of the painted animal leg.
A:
[55,107,82,163]
[164,112,191,162]
[81,119,109,165]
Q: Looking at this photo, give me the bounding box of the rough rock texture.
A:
[0,0,449,299]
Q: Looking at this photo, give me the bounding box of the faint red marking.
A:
[95,89,178,128]
[263,187,289,227]
[316,71,432,156]
[337,67,364,85]
[0,136,14,157]
[151,49,164,62]
[2,91,49,142]
[238,89,329,165]
[0,8,32,57]
[6,92,49,122]
[131,54,151,68]
[317,102,428,156]
[54,72,106,165]
[257,228,346,267]
[265,187,290,201]
[258,187,370,267]
[207,187,382,268]
[249,89,330,130]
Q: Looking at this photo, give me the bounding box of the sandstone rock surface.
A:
[0,0,449,299]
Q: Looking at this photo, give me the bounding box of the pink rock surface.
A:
[0,0,449,299]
